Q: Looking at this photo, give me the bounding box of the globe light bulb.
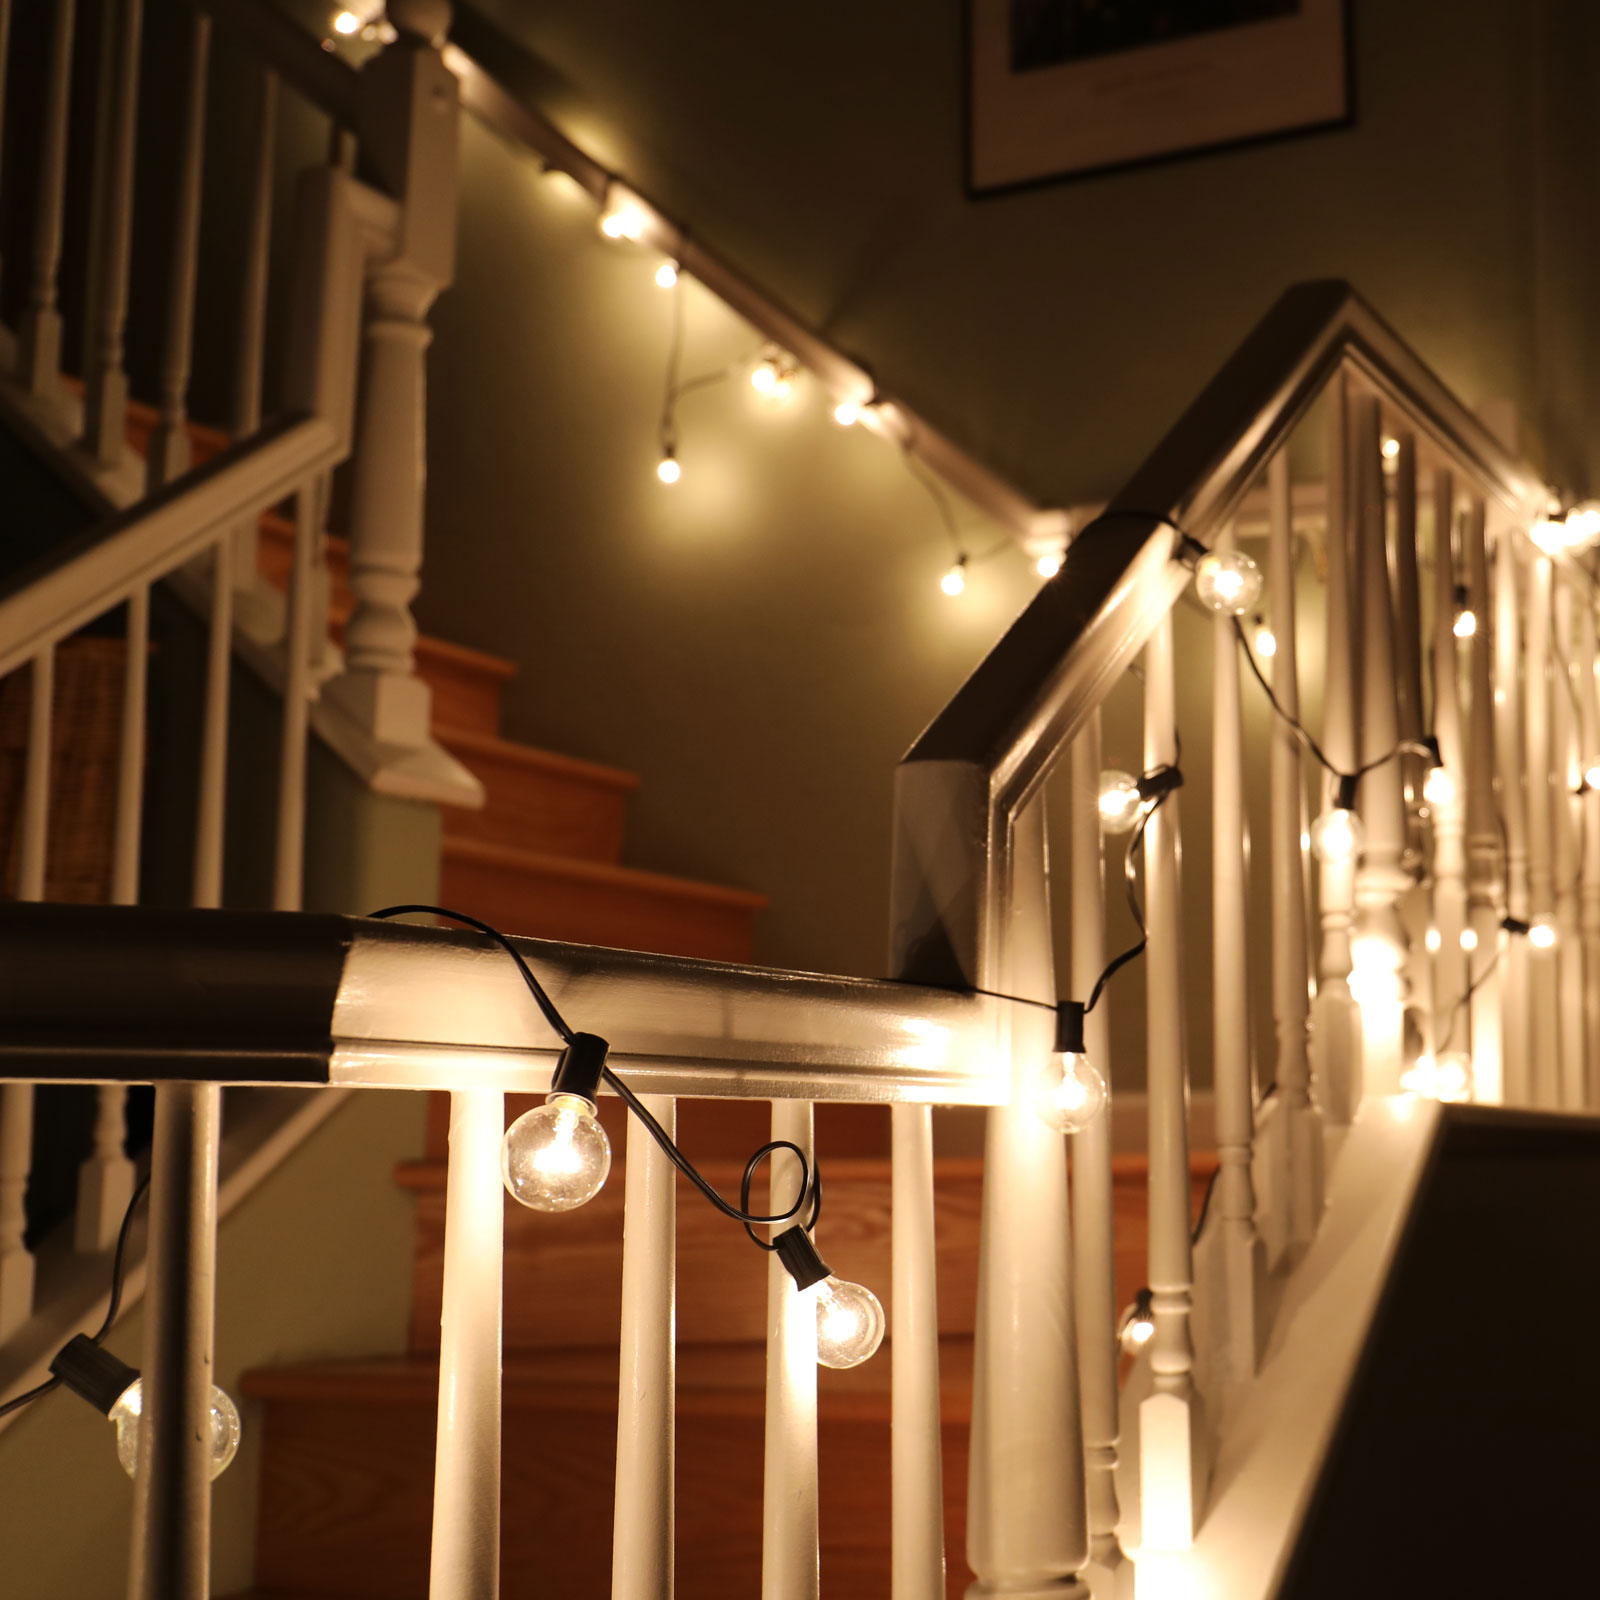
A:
[109,1379,241,1481]
[1035,549,1063,579]
[811,1276,886,1369]
[941,559,967,597]
[655,260,678,289]
[1425,926,1442,953]
[1460,926,1479,952]
[1531,514,1568,556]
[502,1093,612,1212]
[1118,1289,1155,1356]
[1435,1052,1473,1103]
[331,9,361,34]
[1381,436,1401,461]
[1568,504,1600,548]
[598,194,650,243]
[1422,764,1455,809]
[1253,619,1277,658]
[1309,806,1364,863]
[750,350,796,402]
[656,452,680,485]
[1097,770,1142,835]
[1585,765,1600,792]
[1529,918,1558,950]
[1031,1050,1107,1133]
[833,400,860,427]
[1193,550,1263,616]
[1400,1052,1439,1099]
[1453,608,1477,639]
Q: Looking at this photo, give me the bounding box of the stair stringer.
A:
[1115,1096,1442,1597]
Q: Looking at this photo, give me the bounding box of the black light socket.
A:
[550,1032,609,1103]
[1335,773,1360,812]
[1420,735,1443,768]
[49,1335,137,1416]
[1136,765,1184,802]
[1055,1000,1087,1055]
[1501,916,1531,937]
[773,1225,832,1292]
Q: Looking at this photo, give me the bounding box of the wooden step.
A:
[399,1148,1214,1356]
[242,1344,977,1600]
[439,837,765,963]
[435,726,637,860]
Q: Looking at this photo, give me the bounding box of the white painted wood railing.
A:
[3,12,1599,1600]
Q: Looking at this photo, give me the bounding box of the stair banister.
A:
[1461,499,1504,1103]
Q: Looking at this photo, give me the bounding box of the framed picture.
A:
[968,0,1351,193]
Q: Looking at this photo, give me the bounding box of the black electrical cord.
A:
[0,1170,150,1420]
[367,905,814,1232]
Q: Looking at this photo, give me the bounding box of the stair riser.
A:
[439,756,629,860]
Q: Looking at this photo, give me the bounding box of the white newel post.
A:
[1462,502,1503,1103]
[1576,595,1600,1106]
[324,0,459,753]
[1313,369,1362,1125]
[1069,710,1123,1582]
[1140,612,1204,1551]
[1524,548,1558,1107]
[967,792,1088,1597]
[1428,472,1469,1068]
[1494,534,1531,1104]
[1350,398,1410,1099]
[1551,584,1585,1109]
[1210,524,1263,1383]
[1265,451,1322,1257]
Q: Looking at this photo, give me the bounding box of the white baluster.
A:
[1313,368,1361,1125]
[18,0,75,396]
[890,1102,945,1600]
[147,9,211,490]
[612,1095,676,1600]
[83,0,143,469]
[128,1082,221,1600]
[1494,533,1531,1104]
[1428,472,1469,1069]
[965,793,1088,1596]
[1461,502,1503,1103]
[1140,612,1203,1551]
[275,488,321,913]
[1524,547,1558,1106]
[1,647,53,1338]
[1264,449,1322,1260]
[427,1088,504,1600]
[193,537,232,910]
[1210,523,1263,1383]
[1389,430,1427,867]
[1551,583,1585,1108]
[1576,594,1600,1106]
[1350,401,1410,1099]
[763,1101,818,1600]
[1068,709,1123,1582]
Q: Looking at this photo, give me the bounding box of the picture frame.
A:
[968,0,1352,194]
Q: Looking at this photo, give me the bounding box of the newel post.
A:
[324,0,458,752]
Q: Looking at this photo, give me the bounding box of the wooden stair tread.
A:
[442,836,765,909]
[434,726,639,795]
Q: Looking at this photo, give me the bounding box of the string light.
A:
[1193,549,1263,615]
[1460,927,1479,952]
[1452,584,1477,638]
[331,9,361,34]
[1532,513,1569,555]
[656,450,681,485]
[1425,927,1442,953]
[1310,776,1364,863]
[750,348,797,402]
[941,557,967,597]
[1529,918,1558,950]
[770,1228,886,1368]
[1584,765,1600,792]
[833,400,860,427]
[1097,770,1143,834]
[1119,1289,1156,1355]
[655,260,679,289]
[1031,1001,1107,1133]
[598,186,652,243]
[1400,1051,1471,1103]
[1381,436,1401,461]
[1252,616,1277,657]
[1035,549,1063,579]
[1422,761,1456,809]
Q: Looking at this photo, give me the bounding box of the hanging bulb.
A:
[1452,585,1477,639]
[331,9,362,34]
[833,400,860,427]
[1400,1052,1439,1099]
[1531,513,1568,556]
[773,1227,885,1368]
[1035,549,1063,580]
[1435,1052,1473,1102]
[941,557,967,597]
[598,188,651,244]
[1032,1002,1107,1133]
[1584,765,1600,792]
[655,260,679,289]
[1425,927,1442,953]
[1193,549,1264,616]
[48,1335,241,1482]
[1381,436,1401,461]
[1460,926,1479,952]
[1422,763,1455,809]
[656,450,681,485]
[813,1276,887,1369]
[1118,1288,1155,1356]
[1097,770,1142,834]
[1529,918,1558,950]
[502,1034,614,1212]
[1252,616,1277,658]
[750,349,796,402]
[1309,806,1364,863]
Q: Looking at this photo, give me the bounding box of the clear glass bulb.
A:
[1531,515,1568,556]
[1031,1050,1107,1133]
[1425,926,1442,953]
[1118,1291,1155,1356]
[1253,622,1277,658]
[1453,608,1477,639]
[656,454,680,485]
[1381,436,1401,461]
[941,561,966,597]
[1529,918,1558,950]
[812,1276,885,1369]
[1309,806,1364,863]
[1460,926,1479,952]
[833,400,859,427]
[599,199,649,243]
[331,9,361,35]
[1422,764,1455,808]
[1097,770,1142,834]
[1035,549,1062,579]
[1435,1052,1473,1103]
[1585,765,1600,792]
[1193,550,1263,616]
[1400,1052,1438,1099]
[502,1093,612,1212]
[109,1379,241,1481]
[655,261,678,289]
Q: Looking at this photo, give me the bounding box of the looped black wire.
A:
[739,1143,822,1250]
[368,905,816,1232]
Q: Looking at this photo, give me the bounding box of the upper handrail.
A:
[197,0,360,126]
[902,279,1545,808]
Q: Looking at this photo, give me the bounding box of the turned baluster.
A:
[1524,544,1559,1106]
[1551,583,1585,1108]
[18,0,75,396]
[1494,532,1532,1104]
